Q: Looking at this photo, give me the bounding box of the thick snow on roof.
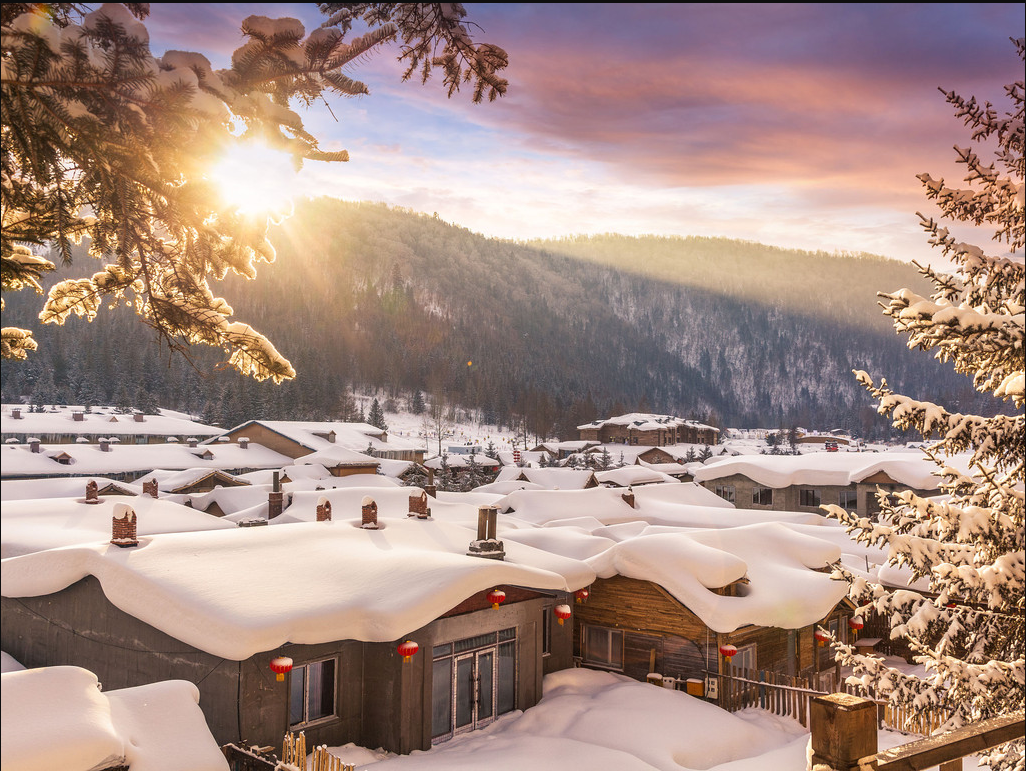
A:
[134,467,250,492]
[595,466,680,486]
[495,467,597,490]
[424,453,500,469]
[218,419,422,455]
[577,412,718,432]
[0,441,293,478]
[297,445,380,467]
[692,450,969,489]
[1,495,236,557]
[0,666,227,771]
[0,476,141,501]
[1,404,221,439]
[1,517,594,659]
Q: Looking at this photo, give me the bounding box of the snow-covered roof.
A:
[594,466,680,487]
[1,495,236,557]
[691,450,969,490]
[494,467,597,490]
[296,445,381,468]
[577,413,719,433]
[0,666,227,771]
[0,476,141,501]
[216,419,422,456]
[1,516,593,660]
[424,453,500,469]
[1,404,220,439]
[134,467,251,493]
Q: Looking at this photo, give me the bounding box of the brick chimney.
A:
[142,479,158,498]
[29,439,40,453]
[73,411,85,422]
[187,437,198,448]
[361,496,379,529]
[467,505,504,560]
[408,490,431,519]
[11,408,21,419]
[99,438,111,452]
[111,504,138,548]
[84,480,100,504]
[267,471,283,519]
[239,437,250,450]
[316,497,332,522]
[425,468,437,498]
[133,412,144,423]
[621,486,636,508]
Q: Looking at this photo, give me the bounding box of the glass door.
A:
[454,650,496,734]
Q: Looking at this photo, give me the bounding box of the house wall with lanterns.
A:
[1,576,576,755]
[570,576,853,702]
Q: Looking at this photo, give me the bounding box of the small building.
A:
[215,420,425,463]
[1,404,221,446]
[578,413,719,447]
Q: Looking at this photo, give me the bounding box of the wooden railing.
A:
[809,693,1024,771]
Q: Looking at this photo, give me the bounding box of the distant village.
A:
[1,402,956,769]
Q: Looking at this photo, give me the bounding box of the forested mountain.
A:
[0,198,996,437]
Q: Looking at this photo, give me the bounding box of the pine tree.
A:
[368,397,387,430]
[410,389,426,415]
[824,41,1024,770]
[2,3,507,376]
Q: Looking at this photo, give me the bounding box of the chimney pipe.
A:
[11,408,21,419]
[316,497,332,522]
[133,412,144,423]
[621,487,636,508]
[99,438,110,452]
[468,505,504,560]
[111,504,138,548]
[268,471,283,519]
[85,480,100,504]
[187,437,198,448]
[73,411,85,422]
[29,439,40,453]
[425,468,437,498]
[408,491,431,519]
[361,496,379,529]
[239,437,249,449]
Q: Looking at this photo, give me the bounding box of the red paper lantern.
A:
[848,617,864,631]
[269,656,293,682]
[488,589,506,609]
[574,588,590,604]
[554,604,572,626]
[397,640,419,663]
[815,629,830,647]
[719,644,738,661]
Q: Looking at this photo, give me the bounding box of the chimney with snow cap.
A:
[468,505,504,560]
[239,437,249,449]
[11,408,21,419]
[408,491,431,519]
[133,412,144,423]
[425,468,437,498]
[99,438,110,452]
[187,437,198,448]
[29,438,40,453]
[142,479,158,498]
[73,411,85,421]
[268,471,283,519]
[317,497,332,522]
[111,503,138,547]
[361,496,379,529]
[85,480,100,504]
[621,486,635,508]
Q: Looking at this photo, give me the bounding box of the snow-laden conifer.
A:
[824,39,1024,771]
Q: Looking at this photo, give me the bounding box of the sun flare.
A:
[208,144,299,214]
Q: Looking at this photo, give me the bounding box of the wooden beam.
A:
[876,711,1024,771]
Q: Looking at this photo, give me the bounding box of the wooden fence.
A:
[714,667,948,735]
[282,732,355,771]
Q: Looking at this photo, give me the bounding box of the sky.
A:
[146,3,1025,264]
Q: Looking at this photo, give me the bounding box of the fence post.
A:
[810,693,877,771]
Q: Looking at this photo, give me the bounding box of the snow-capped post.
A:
[467,505,505,560]
[361,496,379,529]
[28,438,40,453]
[187,437,198,448]
[316,497,332,522]
[268,471,283,519]
[554,605,572,626]
[408,490,431,519]
[142,479,158,498]
[239,437,249,449]
[84,480,100,504]
[98,438,110,452]
[110,503,138,548]
[621,486,636,508]
[809,693,878,771]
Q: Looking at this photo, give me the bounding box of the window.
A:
[714,485,736,504]
[541,606,553,656]
[289,658,337,727]
[799,488,822,507]
[582,625,623,670]
[432,629,517,742]
[838,490,858,510]
[752,486,773,506]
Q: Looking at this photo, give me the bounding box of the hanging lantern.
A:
[574,588,590,604]
[815,629,830,647]
[397,640,419,663]
[718,643,737,662]
[487,589,506,609]
[848,617,864,637]
[554,604,572,626]
[269,656,293,682]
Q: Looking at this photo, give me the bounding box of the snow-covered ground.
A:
[305,668,980,771]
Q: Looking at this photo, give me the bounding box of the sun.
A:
[207,143,299,215]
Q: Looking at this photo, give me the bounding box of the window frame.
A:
[838,489,858,510]
[581,624,624,671]
[714,484,736,504]
[288,657,339,729]
[798,488,822,507]
[752,486,773,506]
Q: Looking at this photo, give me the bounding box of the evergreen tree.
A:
[484,440,499,461]
[825,43,1024,770]
[368,397,387,430]
[1,3,507,373]
[410,389,426,415]
[598,447,613,471]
